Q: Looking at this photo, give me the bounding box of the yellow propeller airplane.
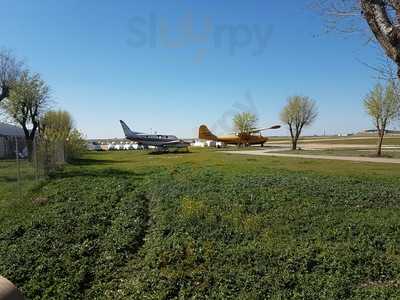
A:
[199,124,281,147]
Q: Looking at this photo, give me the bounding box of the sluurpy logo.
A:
[127,12,273,63]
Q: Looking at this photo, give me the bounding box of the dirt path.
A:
[223,150,400,164]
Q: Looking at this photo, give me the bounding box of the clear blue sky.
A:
[0,0,392,138]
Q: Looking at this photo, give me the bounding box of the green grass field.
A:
[0,159,38,216]
[1,149,400,299]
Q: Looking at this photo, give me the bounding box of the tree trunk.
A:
[0,84,9,102]
[377,131,385,157]
[289,125,297,150]
[291,138,297,150]
[26,137,34,161]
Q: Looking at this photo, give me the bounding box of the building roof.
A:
[0,122,25,137]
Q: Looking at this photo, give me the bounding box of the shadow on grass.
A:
[69,158,134,166]
[50,168,147,180]
[26,168,151,196]
[148,151,193,156]
[0,176,19,183]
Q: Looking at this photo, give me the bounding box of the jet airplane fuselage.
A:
[120,121,189,151]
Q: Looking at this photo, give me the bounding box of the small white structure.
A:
[216,141,225,148]
[191,139,225,148]
[191,140,207,147]
[114,144,124,151]
[87,142,102,151]
[123,144,133,150]
[206,140,217,147]
[132,143,142,150]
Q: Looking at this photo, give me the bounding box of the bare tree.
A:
[1,71,50,158]
[315,0,400,78]
[280,96,318,150]
[0,49,23,103]
[364,81,400,156]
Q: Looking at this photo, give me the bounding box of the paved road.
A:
[270,136,400,144]
[223,150,400,164]
[267,143,400,150]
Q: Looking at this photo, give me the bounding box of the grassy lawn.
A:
[0,159,38,209]
[1,149,400,299]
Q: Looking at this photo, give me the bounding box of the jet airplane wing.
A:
[162,140,189,145]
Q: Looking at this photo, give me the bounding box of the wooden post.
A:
[33,137,39,182]
[15,137,22,201]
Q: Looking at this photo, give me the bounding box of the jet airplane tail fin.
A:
[120,120,137,138]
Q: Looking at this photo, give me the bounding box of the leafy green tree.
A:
[280,96,318,150]
[1,71,50,158]
[41,110,73,142]
[41,110,86,163]
[65,129,86,161]
[364,82,400,156]
[233,112,258,135]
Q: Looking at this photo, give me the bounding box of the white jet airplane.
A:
[120,120,190,153]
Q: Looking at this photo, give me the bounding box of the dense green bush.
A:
[65,129,87,162]
[0,175,148,299]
